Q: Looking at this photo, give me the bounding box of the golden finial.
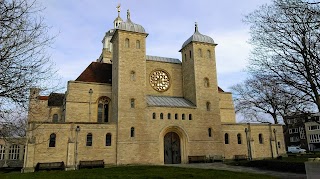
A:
[116,3,121,16]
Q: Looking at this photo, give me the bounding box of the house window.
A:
[53,114,58,123]
[289,129,292,134]
[49,133,56,147]
[106,133,112,146]
[168,113,171,119]
[136,40,140,49]
[130,71,136,81]
[131,127,135,137]
[259,134,263,144]
[277,141,281,148]
[189,50,192,58]
[207,50,211,58]
[125,38,130,48]
[9,145,20,160]
[184,54,187,61]
[189,114,192,120]
[175,113,178,120]
[208,128,212,137]
[225,133,229,144]
[130,98,135,108]
[237,133,242,144]
[98,97,110,123]
[160,113,164,119]
[204,78,209,87]
[0,145,5,160]
[206,102,211,111]
[182,114,185,120]
[86,133,92,146]
[198,48,202,57]
[153,113,156,119]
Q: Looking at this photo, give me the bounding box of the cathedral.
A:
[23,8,286,172]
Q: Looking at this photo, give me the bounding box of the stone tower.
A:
[110,10,148,164]
[180,23,224,148]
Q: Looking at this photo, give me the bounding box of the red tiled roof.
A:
[38,96,49,100]
[76,62,112,84]
[218,86,224,92]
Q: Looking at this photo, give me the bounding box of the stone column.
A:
[22,143,35,173]
[65,139,75,170]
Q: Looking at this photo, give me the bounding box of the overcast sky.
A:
[39,0,271,92]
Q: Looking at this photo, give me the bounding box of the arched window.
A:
[168,113,171,119]
[259,134,263,144]
[130,98,135,108]
[9,145,20,160]
[136,40,140,49]
[208,128,212,137]
[125,38,130,48]
[189,50,192,58]
[106,133,112,146]
[204,78,210,87]
[86,133,92,146]
[189,114,192,120]
[53,114,58,123]
[131,127,135,137]
[207,50,211,58]
[98,97,110,123]
[182,114,185,120]
[49,133,56,147]
[206,102,211,111]
[160,113,163,119]
[224,133,229,144]
[237,133,242,144]
[130,71,136,81]
[0,145,5,160]
[198,48,202,57]
[152,112,156,119]
[175,113,178,120]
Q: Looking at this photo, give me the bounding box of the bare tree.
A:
[245,0,320,113]
[231,75,311,124]
[0,0,59,137]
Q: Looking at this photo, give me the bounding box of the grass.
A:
[0,165,278,179]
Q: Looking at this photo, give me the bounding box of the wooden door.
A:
[164,132,181,164]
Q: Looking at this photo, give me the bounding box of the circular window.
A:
[150,69,170,92]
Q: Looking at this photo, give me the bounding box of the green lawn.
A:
[0,165,277,179]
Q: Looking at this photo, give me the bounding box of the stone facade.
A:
[23,9,286,172]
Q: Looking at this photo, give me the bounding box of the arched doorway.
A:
[164,132,181,164]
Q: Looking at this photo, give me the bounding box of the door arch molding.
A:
[159,125,188,164]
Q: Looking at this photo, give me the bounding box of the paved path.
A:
[166,163,306,179]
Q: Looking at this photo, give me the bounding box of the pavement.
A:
[166,163,306,179]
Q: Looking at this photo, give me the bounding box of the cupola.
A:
[117,9,146,34]
[180,23,215,51]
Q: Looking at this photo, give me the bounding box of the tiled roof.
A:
[218,87,224,92]
[48,93,64,106]
[76,62,112,84]
[146,55,181,64]
[147,95,195,108]
[38,96,48,100]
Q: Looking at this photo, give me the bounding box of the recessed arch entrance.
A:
[164,132,181,164]
[160,125,188,164]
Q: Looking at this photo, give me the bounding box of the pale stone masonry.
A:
[22,8,286,172]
